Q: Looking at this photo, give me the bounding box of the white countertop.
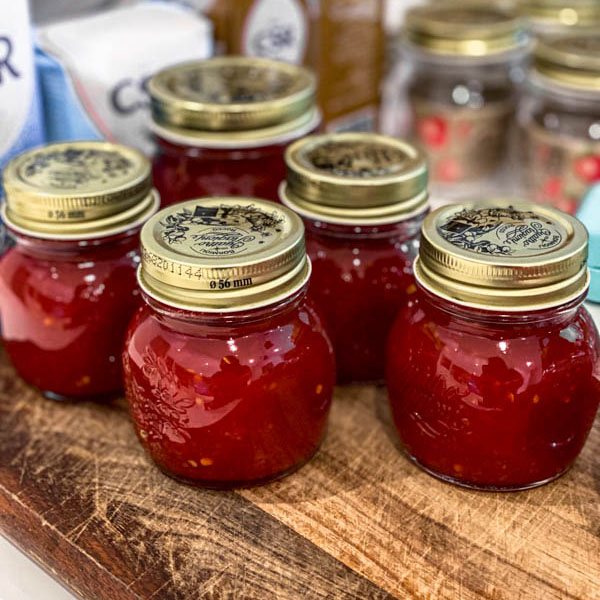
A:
[3,302,600,600]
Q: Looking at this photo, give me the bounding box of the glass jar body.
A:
[0,230,142,400]
[305,217,423,384]
[520,82,600,214]
[406,51,520,185]
[153,134,312,207]
[386,287,600,491]
[122,289,336,488]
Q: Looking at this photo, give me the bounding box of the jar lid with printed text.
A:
[2,141,159,240]
[279,133,429,226]
[149,57,320,148]
[138,197,310,312]
[415,200,589,311]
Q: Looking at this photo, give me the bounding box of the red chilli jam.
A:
[122,197,335,488]
[280,133,429,383]
[149,57,320,207]
[386,201,600,491]
[0,141,159,401]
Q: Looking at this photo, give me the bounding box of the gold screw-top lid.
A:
[2,141,158,239]
[415,200,589,311]
[139,197,310,312]
[149,57,319,145]
[518,0,600,29]
[280,133,429,226]
[404,4,527,57]
[534,35,600,92]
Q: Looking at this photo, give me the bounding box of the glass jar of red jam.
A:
[149,57,320,207]
[387,201,600,491]
[520,35,600,214]
[403,5,528,189]
[280,133,429,384]
[0,141,159,401]
[123,197,335,488]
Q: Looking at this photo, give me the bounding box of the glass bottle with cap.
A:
[150,57,320,207]
[403,4,528,187]
[517,0,600,37]
[280,133,428,384]
[520,35,600,214]
[386,200,600,491]
[122,197,335,488]
[0,141,159,401]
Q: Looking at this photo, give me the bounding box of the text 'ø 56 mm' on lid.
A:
[415,200,589,311]
[139,197,309,312]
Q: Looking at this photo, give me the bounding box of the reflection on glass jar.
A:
[517,0,600,38]
[123,197,335,488]
[386,200,600,491]
[520,35,600,214]
[0,141,159,401]
[280,133,428,383]
[403,4,528,186]
[149,56,320,207]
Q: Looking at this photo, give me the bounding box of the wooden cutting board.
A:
[0,344,599,600]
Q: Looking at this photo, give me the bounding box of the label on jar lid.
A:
[3,141,152,220]
[18,146,141,194]
[139,197,309,312]
[280,133,429,225]
[304,140,413,178]
[172,64,298,105]
[159,203,288,258]
[438,206,567,257]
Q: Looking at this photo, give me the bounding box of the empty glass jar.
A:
[520,34,600,214]
[403,4,528,188]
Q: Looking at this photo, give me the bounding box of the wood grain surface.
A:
[0,344,599,600]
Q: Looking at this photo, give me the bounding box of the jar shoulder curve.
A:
[124,297,335,378]
[0,239,140,306]
[387,291,600,382]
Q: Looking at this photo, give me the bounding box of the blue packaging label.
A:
[0,1,45,173]
[1,1,45,256]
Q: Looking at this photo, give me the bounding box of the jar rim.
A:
[403,4,529,58]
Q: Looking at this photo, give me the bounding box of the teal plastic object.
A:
[576,184,600,302]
